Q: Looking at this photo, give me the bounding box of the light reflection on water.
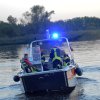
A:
[0,40,100,100]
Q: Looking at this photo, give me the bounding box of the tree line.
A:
[0,5,100,38]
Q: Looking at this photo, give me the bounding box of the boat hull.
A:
[19,68,77,94]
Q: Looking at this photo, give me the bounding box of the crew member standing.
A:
[50,47,62,69]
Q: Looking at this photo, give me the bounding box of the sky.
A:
[0,0,100,22]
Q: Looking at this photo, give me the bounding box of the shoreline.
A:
[0,29,100,45]
[0,37,100,46]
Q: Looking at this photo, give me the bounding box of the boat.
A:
[13,33,82,94]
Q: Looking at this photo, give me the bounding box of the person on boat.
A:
[41,50,45,65]
[50,47,62,69]
[41,50,49,71]
[63,53,70,66]
[21,54,38,73]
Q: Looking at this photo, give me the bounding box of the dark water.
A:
[0,40,100,100]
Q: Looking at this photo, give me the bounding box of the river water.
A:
[0,40,100,100]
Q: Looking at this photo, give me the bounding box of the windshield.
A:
[32,38,70,57]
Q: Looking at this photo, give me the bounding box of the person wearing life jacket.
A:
[50,47,62,69]
[41,50,49,71]
[41,51,45,65]
[21,54,37,73]
[63,53,70,66]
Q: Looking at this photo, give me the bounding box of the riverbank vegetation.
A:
[0,5,100,45]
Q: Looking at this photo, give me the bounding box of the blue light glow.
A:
[52,33,59,39]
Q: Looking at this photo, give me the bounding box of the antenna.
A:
[46,29,50,39]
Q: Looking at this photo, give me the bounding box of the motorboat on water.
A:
[13,33,82,94]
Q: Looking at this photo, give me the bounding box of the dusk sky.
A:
[0,0,100,22]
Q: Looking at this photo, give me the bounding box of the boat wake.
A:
[82,65,100,72]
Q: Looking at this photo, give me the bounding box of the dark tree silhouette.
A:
[21,5,54,34]
[7,15,17,24]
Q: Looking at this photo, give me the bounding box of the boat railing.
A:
[19,64,76,77]
[28,37,75,72]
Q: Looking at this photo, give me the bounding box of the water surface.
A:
[0,40,100,100]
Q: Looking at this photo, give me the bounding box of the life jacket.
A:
[51,48,62,62]
[41,53,45,62]
[41,52,45,64]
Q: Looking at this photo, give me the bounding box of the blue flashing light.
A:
[52,33,59,39]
